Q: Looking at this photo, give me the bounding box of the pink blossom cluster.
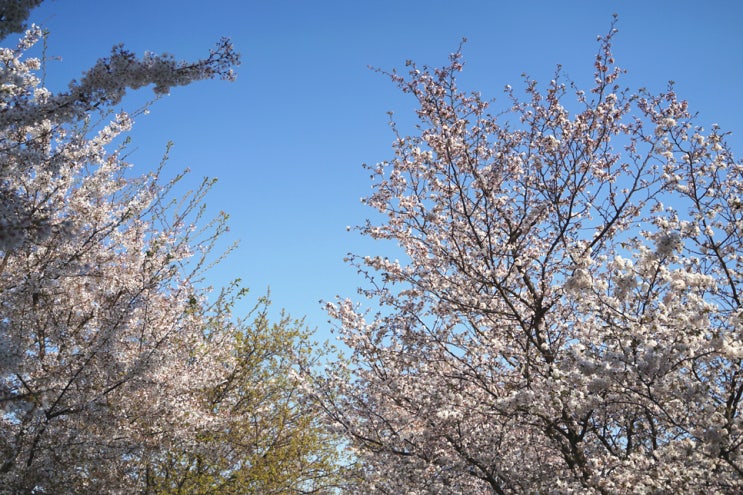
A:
[315,20,743,493]
[0,20,238,253]
[0,8,281,492]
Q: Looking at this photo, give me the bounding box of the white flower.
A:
[565,268,592,292]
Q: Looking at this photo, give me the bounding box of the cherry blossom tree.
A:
[0,9,237,252]
[318,21,743,493]
[0,4,343,494]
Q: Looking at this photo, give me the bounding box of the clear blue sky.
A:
[23,1,743,341]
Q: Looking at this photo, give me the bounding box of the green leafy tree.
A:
[144,297,347,495]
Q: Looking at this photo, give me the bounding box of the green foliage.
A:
[143,294,347,494]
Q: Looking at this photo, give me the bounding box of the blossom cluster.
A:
[0,19,239,253]
[316,20,743,493]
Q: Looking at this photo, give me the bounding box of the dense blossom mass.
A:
[0,21,238,252]
[314,22,743,493]
[0,4,342,494]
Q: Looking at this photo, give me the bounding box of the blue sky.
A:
[23,1,743,341]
